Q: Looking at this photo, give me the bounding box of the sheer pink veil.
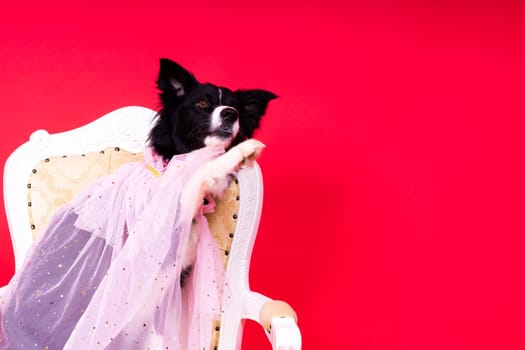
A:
[0,144,228,349]
[60,145,226,349]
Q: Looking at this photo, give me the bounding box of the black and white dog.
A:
[149,58,277,284]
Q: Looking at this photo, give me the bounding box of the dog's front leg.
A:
[178,139,265,286]
[202,139,265,197]
[180,139,265,218]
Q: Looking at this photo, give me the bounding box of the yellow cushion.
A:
[26,147,239,268]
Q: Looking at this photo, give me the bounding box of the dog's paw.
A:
[218,139,265,175]
[201,139,265,195]
[211,139,265,174]
[235,139,265,167]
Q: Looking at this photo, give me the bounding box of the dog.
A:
[0,58,278,349]
[149,58,277,286]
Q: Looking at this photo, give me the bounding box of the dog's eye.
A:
[196,99,211,110]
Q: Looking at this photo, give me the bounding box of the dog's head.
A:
[149,58,277,160]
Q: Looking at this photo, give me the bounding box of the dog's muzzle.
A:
[220,107,238,122]
[210,106,239,139]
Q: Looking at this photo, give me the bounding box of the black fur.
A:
[180,265,193,287]
[149,58,277,161]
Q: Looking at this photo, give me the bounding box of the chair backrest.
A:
[3,106,265,349]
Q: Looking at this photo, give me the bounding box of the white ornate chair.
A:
[0,106,301,349]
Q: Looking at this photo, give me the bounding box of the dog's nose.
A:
[221,107,238,122]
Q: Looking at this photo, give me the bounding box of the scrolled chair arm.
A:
[261,300,301,350]
[243,292,302,349]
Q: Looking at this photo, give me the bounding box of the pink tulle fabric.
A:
[0,146,226,350]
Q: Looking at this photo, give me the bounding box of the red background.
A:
[1,1,525,349]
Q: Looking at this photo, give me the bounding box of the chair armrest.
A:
[269,317,302,350]
[243,291,302,349]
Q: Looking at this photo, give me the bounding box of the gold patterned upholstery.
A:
[26,147,239,267]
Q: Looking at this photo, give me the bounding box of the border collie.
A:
[149,58,277,284]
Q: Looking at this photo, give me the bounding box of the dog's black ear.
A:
[157,58,198,103]
[234,89,278,137]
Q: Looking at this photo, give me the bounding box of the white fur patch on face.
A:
[204,114,239,148]
[204,119,239,148]
[204,135,231,148]
[210,106,240,132]
[206,104,239,148]
[210,106,230,130]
